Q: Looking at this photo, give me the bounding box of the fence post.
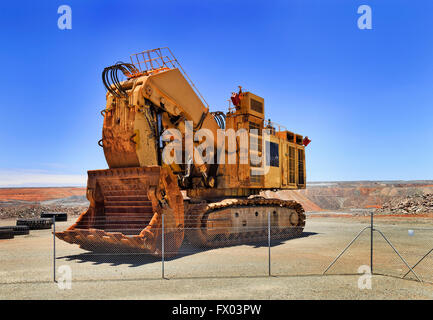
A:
[370,211,374,275]
[268,211,271,277]
[53,217,56,283]
[162,213,165,279]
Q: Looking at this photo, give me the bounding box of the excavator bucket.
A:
[56,166,184,257]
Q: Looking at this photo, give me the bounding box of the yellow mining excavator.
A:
[56,48,310,256]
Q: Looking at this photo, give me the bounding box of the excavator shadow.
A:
[250,231,318,248]
[56,231,319,267]
[57,252,161,267]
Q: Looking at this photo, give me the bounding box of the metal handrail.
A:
[265,119,287,133]
[129,47,209,109]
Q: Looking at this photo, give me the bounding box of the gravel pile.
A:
[0,204,86,219]
[376,193,433,215]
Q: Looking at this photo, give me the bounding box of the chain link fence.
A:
[51,213,433,284]
[371,224,433,283]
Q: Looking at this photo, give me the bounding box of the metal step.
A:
[104,200,152,206]
[99,184,154,234]
[104,195,150,202]
[105,206,153,214]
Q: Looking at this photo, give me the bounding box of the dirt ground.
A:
[0,215,432,299]
[0,187,85,202]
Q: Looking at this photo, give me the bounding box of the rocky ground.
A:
[0,204,86,219]
[300,181,433,211]
[0,189,89,219]
[1,182,433,219]
[376,193,433,215]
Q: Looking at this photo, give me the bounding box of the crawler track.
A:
[185,198,306,247]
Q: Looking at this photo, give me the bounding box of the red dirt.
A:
[373,213,433,218]
[262,190,323,212]
[282,190,323,211]
[309,213,433,219]
[309,213,353,218]
[0,187,86,202]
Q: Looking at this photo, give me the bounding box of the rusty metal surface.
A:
[56,166,184,257]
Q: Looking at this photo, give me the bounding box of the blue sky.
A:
[0,0,432,186]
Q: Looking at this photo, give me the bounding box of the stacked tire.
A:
[0,228,14,239]
[41,212,68,222]
[16,218,53,230]
[0,213,67,241]
[11,225,30,235]
[0,225,30,238]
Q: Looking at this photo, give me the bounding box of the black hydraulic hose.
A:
[211,111,226,129]
[102,62,140,98]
